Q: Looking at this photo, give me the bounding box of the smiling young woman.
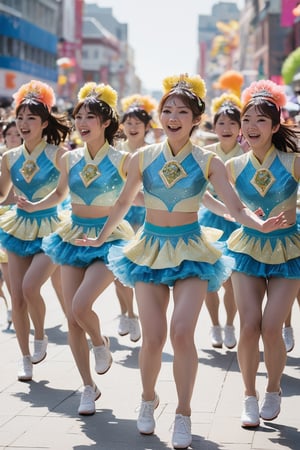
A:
[75,74,287,448]
[225,79,300,428]
[0,80,70,382]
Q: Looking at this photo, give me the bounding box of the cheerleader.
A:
[199,93,244,349]
[0,120,22,329]
[76,74,286,448]
[17,82,134,416]
[114,94,157,341]
[0,81,70,381]
[225,80,300,428]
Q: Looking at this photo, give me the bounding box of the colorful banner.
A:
[281,0,298,27]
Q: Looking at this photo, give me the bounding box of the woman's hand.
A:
[75,234,103,247]
[17,196,35,212]
[261,212,287,232]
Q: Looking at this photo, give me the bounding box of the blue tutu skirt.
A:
[42,214,134,268]
[0,207,60,256]
[108,221,234,291]
[198,207,240,241]
[226,223,300,278]
[124,205,146,229]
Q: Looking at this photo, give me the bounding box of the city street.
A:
[0,280,299,450]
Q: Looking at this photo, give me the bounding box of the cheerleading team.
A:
[17,82,134,416]
[75,74,286,448]
[0,81,70,381]
[225,80,300,428]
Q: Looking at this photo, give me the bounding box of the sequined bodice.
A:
[204,142,244,198]
[67,142,128,206]
[141,141,214,212]
[6,141,60,201]
[228,146,299,218]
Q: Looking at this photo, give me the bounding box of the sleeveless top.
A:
[139,140,215,213]
[5,140,60,201]
[66,141,129,206]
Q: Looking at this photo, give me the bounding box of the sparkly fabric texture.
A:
[141,141,214,213]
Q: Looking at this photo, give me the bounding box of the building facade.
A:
[0,0,59,105]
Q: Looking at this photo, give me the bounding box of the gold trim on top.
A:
[20,159,39,183]
[80,163,101,187]
[159,160,187,188]
[250,167,275,196]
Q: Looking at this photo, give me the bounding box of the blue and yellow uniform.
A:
[108,140,233,291]
[226,145,300,278]
[116,139,146,229]
[199,141,244,240]
[42,141,134,267]
[0,141,61,256]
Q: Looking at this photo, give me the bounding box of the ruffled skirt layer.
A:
[0,207,60,256]
[42,214,134,268]
[108,221,234,290]
[226,224,300,278]
[198,207,240,241]
[124,205,146,229]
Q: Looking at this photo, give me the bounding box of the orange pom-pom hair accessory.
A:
[13,80,55,112]
[162,73,206,100]
[242,80,286,110]
[77,82,118,110]
[216,70,244,98]
[211,93,242,115]
[121,94,157,115]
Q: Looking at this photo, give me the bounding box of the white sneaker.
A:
[118,314,129,336]
[172,414,192,449]
[78,384,101,415]
[260,389,281,421]
[137,393,159,434]
[18,355,33,381]
[31,335,48,364]
[210,325,223,348]
[129,317,141,342]
[282,327,294,353]
[7,309,12,324]
[241,395,260,428]
[223,325,237,349]
[93,337,112,374]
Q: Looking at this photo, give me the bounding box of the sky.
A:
[86,0,245,92]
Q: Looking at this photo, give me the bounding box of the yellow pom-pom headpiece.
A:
[13,80,55,112]
[211,93,242,115]
[242,80,286,110]
[121,94,157,115]
[162,74,206,100]
[77,82,118,110]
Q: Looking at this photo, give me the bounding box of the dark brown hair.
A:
[16,102,70,145]
[158,87,205,136]
[242,98,298,153]
[73,98,119,145]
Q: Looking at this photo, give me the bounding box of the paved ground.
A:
[0,280,299,450]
